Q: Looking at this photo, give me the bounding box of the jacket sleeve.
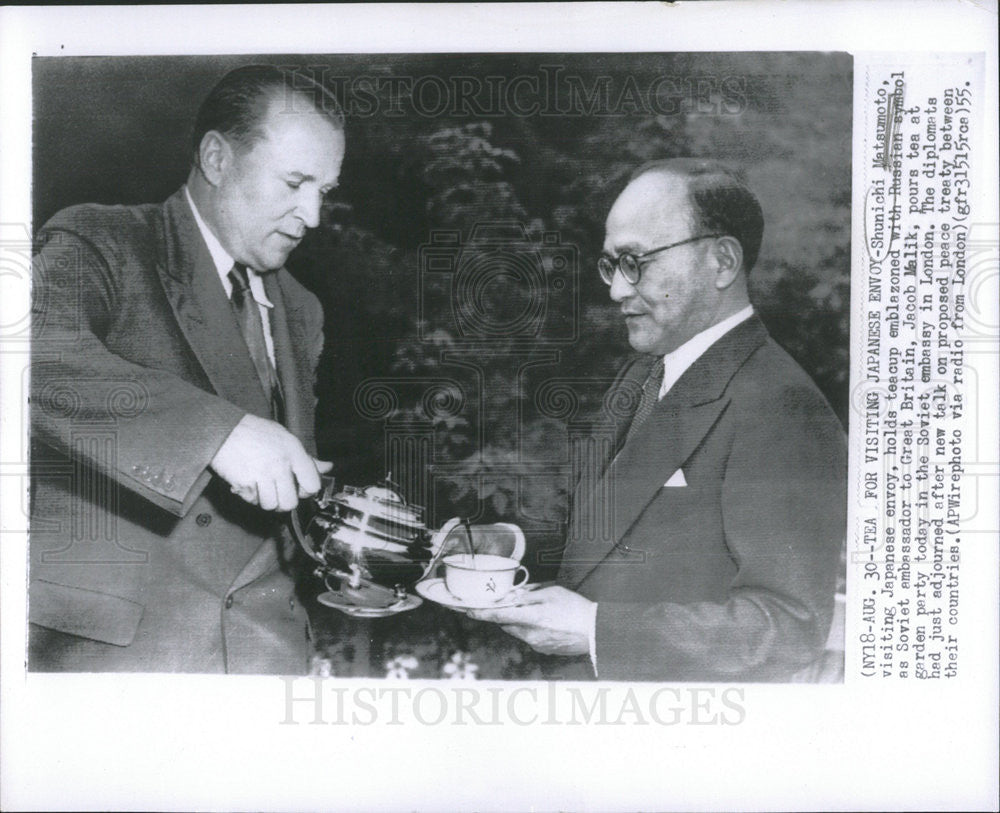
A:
[31,225,246,516]
[594,382,847,682]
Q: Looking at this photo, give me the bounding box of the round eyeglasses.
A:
[597,233,725,285]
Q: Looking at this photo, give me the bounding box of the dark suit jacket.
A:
[29,188,324,673]
[557,316,847,682]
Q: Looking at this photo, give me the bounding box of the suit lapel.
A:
[225,280,313,597]
[263,272,314,448]
[156,189,272,418]
[564,353,652,553]
[560,316,769,589]
[608,354,656,470]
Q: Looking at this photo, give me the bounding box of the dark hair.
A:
[630,158,765,273]
[191,64,344,169]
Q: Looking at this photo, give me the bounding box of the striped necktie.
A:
[228,263,285,422]
[624,356,665,446]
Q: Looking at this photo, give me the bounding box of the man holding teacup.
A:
[468,159,847,683]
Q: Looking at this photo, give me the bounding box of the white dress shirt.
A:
[184,186,277,366]
[658,305,755,399]
[587,304,756,675]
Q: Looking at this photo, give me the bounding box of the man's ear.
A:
[713,236,744,289]
[197,131,231,187]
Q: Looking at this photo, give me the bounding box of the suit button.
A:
[196,513,212,527]
[224,595,234,609]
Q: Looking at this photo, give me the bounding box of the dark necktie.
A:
[624,356,665,446]
[228,263,285,422]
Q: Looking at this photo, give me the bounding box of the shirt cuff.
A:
[587,600,599,677]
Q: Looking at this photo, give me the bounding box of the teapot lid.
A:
[363,485,403,503]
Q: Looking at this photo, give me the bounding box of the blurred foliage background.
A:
[34,52,852,578]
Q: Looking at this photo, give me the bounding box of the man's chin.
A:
[625,326,655,355]
[252,253,291,272]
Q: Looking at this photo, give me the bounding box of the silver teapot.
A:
[290,476,527,615]
[290,476,433,610]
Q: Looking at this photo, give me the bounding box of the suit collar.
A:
[161,188,209,283]
[658,314,769,408]
[155,188,274,418]
[183,185,235,279]
[658,305,755,398]
[558,316,770,589]
[601,316,768,472]
[262,272,315,451]
[184,186,275,310]
[607,353,659,459]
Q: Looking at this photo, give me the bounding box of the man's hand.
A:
[209,414,332,511]
[466,586,594,656]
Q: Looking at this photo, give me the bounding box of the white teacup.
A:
[442,553,529,605]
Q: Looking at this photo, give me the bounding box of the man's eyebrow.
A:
[287,171,339,189]
[605,241,644,255]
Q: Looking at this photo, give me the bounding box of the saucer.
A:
[414,578,534,611]
[317,590,422,618]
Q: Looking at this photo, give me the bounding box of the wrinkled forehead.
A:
[257,92,342,141]
[604,172,695,250]
[250,97,345,178]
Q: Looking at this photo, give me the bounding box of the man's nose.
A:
[608,267,634,303]
[295,191,323,230]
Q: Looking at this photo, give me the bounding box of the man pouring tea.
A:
[30,65,344,673]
